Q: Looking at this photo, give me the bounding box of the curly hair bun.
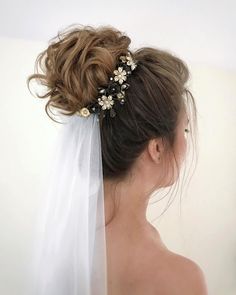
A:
[27,24,131,120]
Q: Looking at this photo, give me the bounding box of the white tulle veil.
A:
[28,112,107,295]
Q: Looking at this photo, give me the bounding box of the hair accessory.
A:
[76,51,137,119]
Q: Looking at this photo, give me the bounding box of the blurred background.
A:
[0,0,235,294]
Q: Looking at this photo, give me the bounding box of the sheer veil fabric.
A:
[29,113,107,295]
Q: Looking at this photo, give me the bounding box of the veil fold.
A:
[29,113,107,295]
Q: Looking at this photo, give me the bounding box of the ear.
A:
[147,137,165,164]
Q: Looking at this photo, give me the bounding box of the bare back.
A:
[105,223,208,295]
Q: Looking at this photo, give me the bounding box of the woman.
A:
[27,24,208,295]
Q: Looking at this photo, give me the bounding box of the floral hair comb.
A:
[76,51,137,118]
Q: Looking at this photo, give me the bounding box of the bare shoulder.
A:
[135,226,208,294]
[176,254,208,294]
[153,249,209,295]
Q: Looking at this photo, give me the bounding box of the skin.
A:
[104,110,208,295]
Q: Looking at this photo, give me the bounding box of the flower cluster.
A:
[76,51,137,118]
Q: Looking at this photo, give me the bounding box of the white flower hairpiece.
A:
[76,51,138,119]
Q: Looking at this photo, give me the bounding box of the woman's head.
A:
[27,24,197,194]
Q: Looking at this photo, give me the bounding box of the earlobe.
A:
[148,138,163,164]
